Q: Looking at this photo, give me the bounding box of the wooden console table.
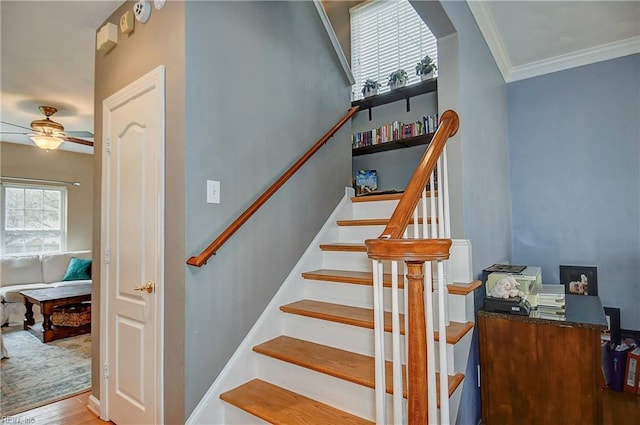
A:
[20,284,92,343]
[478,295,607,424]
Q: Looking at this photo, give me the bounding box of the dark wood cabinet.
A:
[478,295,607,425]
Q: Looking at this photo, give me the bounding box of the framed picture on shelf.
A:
[559,265,598,296]
[602,307,621,346]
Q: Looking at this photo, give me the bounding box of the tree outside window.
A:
[2,185,66,254]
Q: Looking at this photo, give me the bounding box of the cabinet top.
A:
[478,294,608,330]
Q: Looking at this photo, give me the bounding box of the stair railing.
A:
[187,106,359,267]
[365,110,459,424]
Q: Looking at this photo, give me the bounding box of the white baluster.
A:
[424,260,437,424]
[391,261,403,424]
[437,260,450,424]
[372,259,387,424]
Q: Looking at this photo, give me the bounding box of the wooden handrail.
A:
[187,106,360,267]
[380,109,459,240]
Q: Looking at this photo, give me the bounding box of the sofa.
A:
[0,250,92,326]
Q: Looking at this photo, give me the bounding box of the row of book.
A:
[351,114,439,149]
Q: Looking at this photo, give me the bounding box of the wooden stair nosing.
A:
[281,299,474,344]
[302,269,405,288]
[253,336,464,402]
[319,243,367,252]
[448,280,483,295]
[220,379,373,425]
[303,269,482,296]
[337,217,434,226]
[350,191,438,203]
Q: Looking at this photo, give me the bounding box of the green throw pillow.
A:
[62,257,92,281]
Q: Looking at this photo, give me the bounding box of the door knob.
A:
[134,281,154,294]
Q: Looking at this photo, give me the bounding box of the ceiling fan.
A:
[0,105,94,150]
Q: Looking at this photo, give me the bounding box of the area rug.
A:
[0,326,91,416]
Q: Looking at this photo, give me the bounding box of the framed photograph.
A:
[602,307,621,346]
[560,265,598,296]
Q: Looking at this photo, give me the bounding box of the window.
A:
[1,184,67,254]
[350,0,438,99]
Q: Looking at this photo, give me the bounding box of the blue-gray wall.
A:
[428,0,512,278]
[184,1,352,417]
[508,54,640,330]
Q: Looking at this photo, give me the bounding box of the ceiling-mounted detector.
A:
[154,0,166,10]
[133,0,151,24]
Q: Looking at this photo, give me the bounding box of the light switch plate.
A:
[207,180,220,204]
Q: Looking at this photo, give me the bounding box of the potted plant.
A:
[362,79,381,98]
[415,55,437,81]
[387,69,408,90]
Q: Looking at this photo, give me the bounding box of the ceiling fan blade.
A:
[0,120,33,131]
[0,131,29,135]
[65,130,94,138]
[60,135,94,147]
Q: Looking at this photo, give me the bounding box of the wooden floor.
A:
[2,388,637,424]
[1,392,111,425]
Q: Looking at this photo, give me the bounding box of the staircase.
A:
[187,189,479,424]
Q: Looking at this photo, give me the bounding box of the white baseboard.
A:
[87,394,101,418]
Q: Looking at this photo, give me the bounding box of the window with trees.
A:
[1,184,67,254]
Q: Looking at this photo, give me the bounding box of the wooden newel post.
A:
[406,260,428,425]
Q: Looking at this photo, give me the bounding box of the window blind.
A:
[351,0,437,100]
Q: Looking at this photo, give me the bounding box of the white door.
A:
[100,66,165,425]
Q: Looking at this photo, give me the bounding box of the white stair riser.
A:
[303,279,404,312]
[257,354,377,421]
[448,291,475,323]
[322,250,372,272]
[338,224,387,243]
[282,314,470,375]
[352,199,399,218]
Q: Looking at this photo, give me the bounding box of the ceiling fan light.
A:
[30,135,64,151]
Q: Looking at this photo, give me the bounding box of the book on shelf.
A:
[355,170,378,196]
[351,113,439,149]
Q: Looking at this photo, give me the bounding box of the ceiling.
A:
[0,0,123,155]
[1,1,638,154]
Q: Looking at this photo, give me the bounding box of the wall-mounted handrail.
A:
[187,106,359,267]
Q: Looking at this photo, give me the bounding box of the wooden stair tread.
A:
[303,269,481,296]
[350,191,437,203]
[220,379,373,425]
[448,280,483,295]
[302,269,404,288]
[254,336,464,401]
[281,299,473,344]
[319,243,367,252]
[337,217,433,226]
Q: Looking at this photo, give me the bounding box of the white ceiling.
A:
[0,0,123,154]
[467,0,640,82]
[1,1,638,155]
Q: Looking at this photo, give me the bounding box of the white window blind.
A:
[351,0,438,100]
[1,184,67,254]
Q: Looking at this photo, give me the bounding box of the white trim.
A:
[467,0,640,83]
[312,0,355,85]
[466,0,511,82]
[507,36,640,82]
[87,395,101,418]
[100,65,165,424]
[186,187,355,425]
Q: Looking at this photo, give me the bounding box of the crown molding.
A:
[466,0,511,83]
[507,36,640,82]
